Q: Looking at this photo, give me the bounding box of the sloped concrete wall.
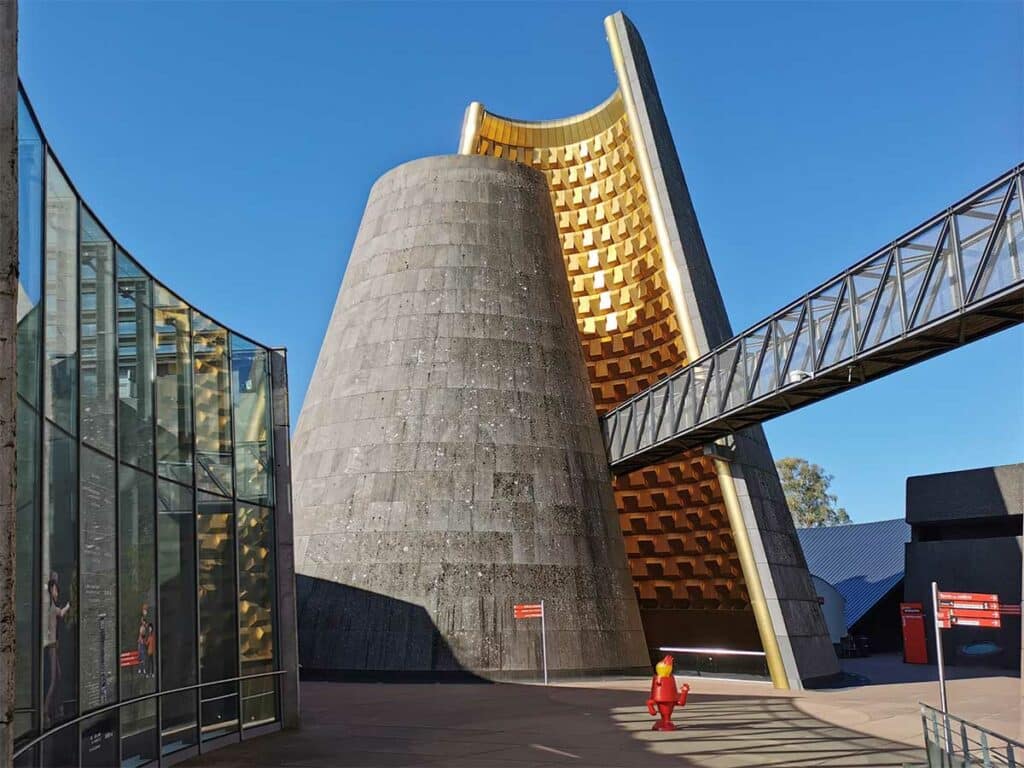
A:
[610,11,838,686]
[292,155,648,676]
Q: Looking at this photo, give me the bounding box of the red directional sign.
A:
[938,591,999,603]
[939,617,1001,629]
[514,603,544,619]
[938,608,1000,622]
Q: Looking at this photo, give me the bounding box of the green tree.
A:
[775,457,851,528]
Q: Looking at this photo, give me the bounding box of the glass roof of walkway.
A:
[603,164,1024,472]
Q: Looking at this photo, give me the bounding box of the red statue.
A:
[646,655,690,731]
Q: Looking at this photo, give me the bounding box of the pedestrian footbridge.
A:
[602,165,1024,472]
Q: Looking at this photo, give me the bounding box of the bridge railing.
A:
[921,703,1024,767]
[602,164,1024,471]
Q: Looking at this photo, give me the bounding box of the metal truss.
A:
[602,164,1024,472]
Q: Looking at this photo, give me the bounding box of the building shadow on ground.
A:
[611,692,925,767]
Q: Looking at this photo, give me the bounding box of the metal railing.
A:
[921,703,1024,767]
[656,645,770,681]
[602,164,1024,471]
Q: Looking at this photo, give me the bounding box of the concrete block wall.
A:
[291,155,648,676]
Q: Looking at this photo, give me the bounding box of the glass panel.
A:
[821,284,855,367]
[121,699,158,768]
[693,357,717,423]
[238,503,277,727]
[194,314,234,496]
[14,400,39,741]
[851,253,888,348]
[155,286,194,485]
[198,492,239,740]
[161,690,198,755]
[809,283,841,364]
[751,326,777,399]
[241,677,277,731]
[913,228,961,327]
[659,374,687,439]
[42,423,77,729]
[956,181,1009,290]
[119,465,156,701]
[17,94,43,408]
[118,251,155,470]
[80,211,117,453]
[974,185,1023,299]
[682,365,706,429]
[782,307,813,383]
[898,221,943,324]
[703,344,738,419]
[773,308,800,378]
[862,257,903,348]
[158,481,197,687]
[80,710,118,768]
[79,446,117,711]
[44,153,77,432]
[730,327,767,408]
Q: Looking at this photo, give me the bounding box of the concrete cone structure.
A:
[292,155,649,677]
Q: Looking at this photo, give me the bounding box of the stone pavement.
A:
[181,679,926,767]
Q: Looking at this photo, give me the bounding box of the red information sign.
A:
[514,603,544,619]
[938,591,999,603]
[940,617,1001,629]
[938,607,1000,621]
[119,651,140,668]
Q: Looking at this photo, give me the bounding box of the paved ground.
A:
[181,680,926,767]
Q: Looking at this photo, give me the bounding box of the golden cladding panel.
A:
[470,95,747,612]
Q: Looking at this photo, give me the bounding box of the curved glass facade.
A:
[14,88,292,767]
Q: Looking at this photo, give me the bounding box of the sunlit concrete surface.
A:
[180,679,926,767]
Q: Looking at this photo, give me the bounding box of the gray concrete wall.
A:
[908,463,1023,525]
[905,537,1022,669]
[610,11,838,686]
[271,348,300,727]
[0,0,17,762]
[291,155,648,676]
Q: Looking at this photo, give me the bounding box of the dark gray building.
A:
[904,463,1023,670]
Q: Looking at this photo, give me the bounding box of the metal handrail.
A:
[12,669,287,759]
[920,702,1024,767]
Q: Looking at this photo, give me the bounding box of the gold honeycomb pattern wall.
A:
[469,96,751,620]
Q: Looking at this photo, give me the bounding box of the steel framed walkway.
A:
[602,165,1024,472]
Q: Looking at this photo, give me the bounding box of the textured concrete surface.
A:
[0,1,17,763]
[292,155,647,676]
[178,678,926,767]
[610,11,838,687]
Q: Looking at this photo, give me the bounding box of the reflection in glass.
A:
[974,186,1023,299]
[42,424,78,729]
[118,252,155,470]
[194,315,234,496]
[80,711,118,768]
[14,401,39,741]
[17,94,43,407]
[119,465,156,701]
[80,447,117,711]
[913,228,961,327]
[232,336,273,505]
[158,481,198,753]
[238,503,277,727]
[44,153,78,432]
[80,211,117,453]
[198,492,239,739]
[155,286,194,485]
[821,285,855,366]
[120,699,158,768]
[956,182,1008,290]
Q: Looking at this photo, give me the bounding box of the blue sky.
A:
[19,1,1023,523]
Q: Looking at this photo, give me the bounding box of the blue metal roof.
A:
[797,518,911,630]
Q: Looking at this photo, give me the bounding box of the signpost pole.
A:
[932,581,952,754]
[540,600,548,685]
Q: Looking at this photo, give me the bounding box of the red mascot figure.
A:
[646,655,689,731]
